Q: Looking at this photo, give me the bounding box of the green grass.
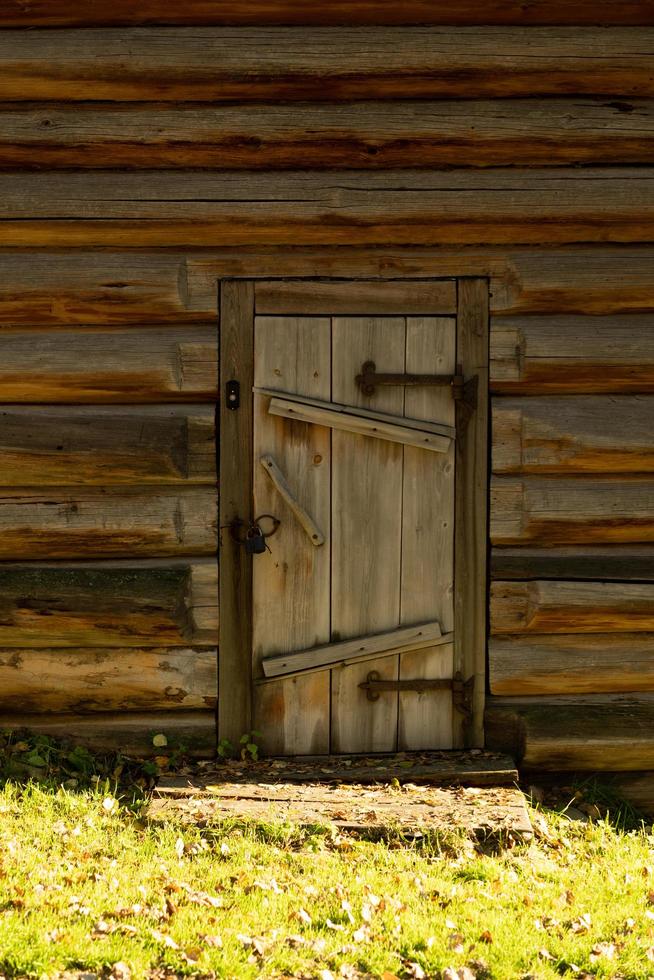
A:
[1,779,654,979]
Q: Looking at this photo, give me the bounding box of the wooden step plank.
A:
[3,100,654,170]
[0,560,218,648]
[486,694,654,770]
[3,249,654,327]
[491,476,654,546]
[158,751,518,790]
[2,169,654,247]
[490,633,654,695]
[0,406,215,485]
[0,488,217,559]
[491,580,654,634]
[262,621,447,678]
[0,28,650,101]
[2,1,650,27]
[0,647,217,713]
[268,395,452,453]
[493,396,654,474]
[491,546,654,582]
[0,327,217,402]
[149,783,532,840]
[491,315,654,394]
[0,709,216,758]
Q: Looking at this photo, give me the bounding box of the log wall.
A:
[0,5,653,770]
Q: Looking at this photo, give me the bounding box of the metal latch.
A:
[355,360,478,430]
[360,670,474,721]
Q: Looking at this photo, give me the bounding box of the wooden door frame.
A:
[218,275,489,750]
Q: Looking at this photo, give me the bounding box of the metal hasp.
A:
[355,360,478,429]
[360,670,474,721]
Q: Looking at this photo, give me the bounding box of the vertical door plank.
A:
[455,279,489,747]
[252,316,331,754]
[399,317,456,750]
[330,316,405,753]
[218,279,254,746]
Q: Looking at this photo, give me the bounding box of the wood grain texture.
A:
[0,647,217,713]
[492,475,654,546]
[218,280,254,744]
[485,694,654,770]
[261,621,446,678]
[454,280,489,748]
[256,279,456,314]
[1,1,651,26]
[330,316,405,754]
[268,396,452,453]
[0,328,217,403]
[3,100,653,170]
[0,28,650,101]
[492,397,654,474]
[0,710,216,757]
[491,546,654,582]
[491,580,654,634]
[4,249,654,326]
[0,561,218,648]
[399,317,456,751]
[0,406,215,485]
[0,488,216,559]
[2,170,654,247]
[252,315,331,755]
[491,316,654,393]
[490,633,654,695]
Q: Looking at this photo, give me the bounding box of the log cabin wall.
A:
[0,0,653,766]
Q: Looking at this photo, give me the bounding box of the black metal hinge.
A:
[359,670,474,722]
[355,361,478,430]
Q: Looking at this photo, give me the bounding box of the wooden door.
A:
[219,279,488,755]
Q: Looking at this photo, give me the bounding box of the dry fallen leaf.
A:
[570,912,592,934]
[150,929,179,950]
[589,942,615,962]
[109,963,131,980]
[479,930,493,944]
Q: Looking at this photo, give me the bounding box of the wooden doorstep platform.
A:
[153,752,531,841]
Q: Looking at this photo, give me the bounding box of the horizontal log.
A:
[0,406,214,485]
[1,169,653,247]
[0,28,650,102]
[491,476,654,546]
[491,546,654,581]
[2,100,654,170]
[0,560,218,647]
[608,773,654,818]
[490,633,654,695]
[0,1,651,26]
[0,488,217,559]
[0,647,217,713]
[492,396,654,474]
[3,249,654,326]
[0,709,216,757]
[0,327,217,402]
[490,315,654,393]
[491,580,654,634]
[486,694,654,770]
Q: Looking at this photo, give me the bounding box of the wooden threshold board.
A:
[156,751,518,792]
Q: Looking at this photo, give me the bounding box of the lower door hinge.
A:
[360,670,474,721]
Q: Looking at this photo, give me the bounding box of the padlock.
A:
[245,524,267,555]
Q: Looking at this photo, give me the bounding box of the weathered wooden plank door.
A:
[219,278,488,755]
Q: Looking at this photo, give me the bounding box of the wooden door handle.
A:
[259,454,325,547]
